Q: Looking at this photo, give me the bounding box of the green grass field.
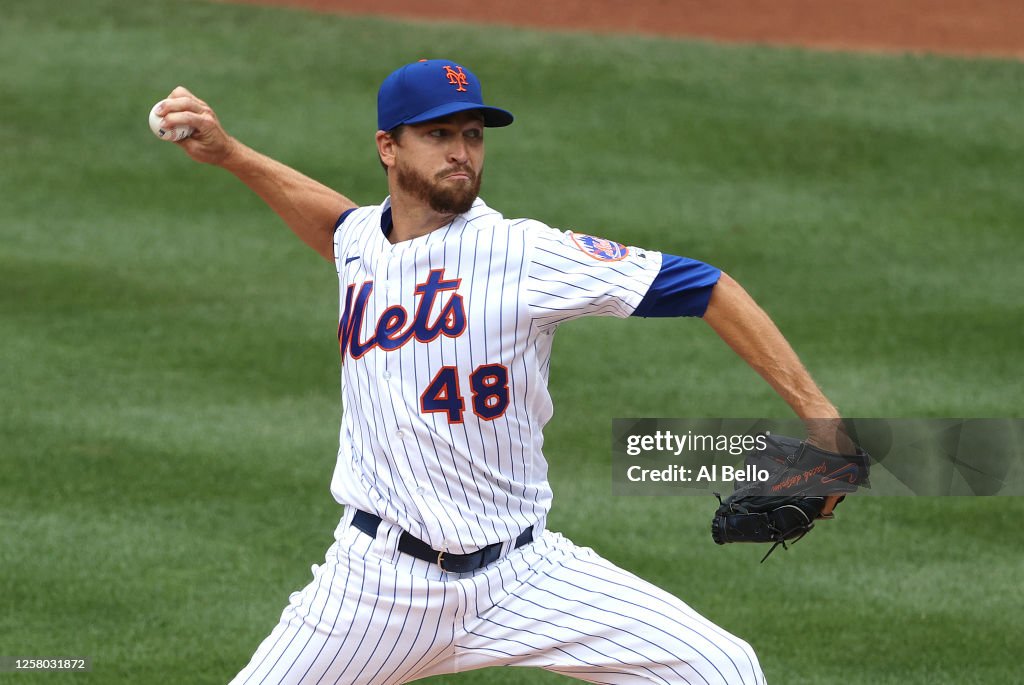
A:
[2,1,1022,683]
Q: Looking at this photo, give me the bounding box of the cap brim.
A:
[402,102,514,128]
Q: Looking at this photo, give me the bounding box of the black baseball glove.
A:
[710,434,870,562]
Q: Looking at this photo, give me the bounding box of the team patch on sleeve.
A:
[569,232,629,262]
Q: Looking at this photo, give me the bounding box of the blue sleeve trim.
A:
[335,207,357,229]
[631,253,721,318]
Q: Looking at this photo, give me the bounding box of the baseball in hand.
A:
[148,101,194,141]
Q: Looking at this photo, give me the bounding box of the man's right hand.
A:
[155,87,238,166]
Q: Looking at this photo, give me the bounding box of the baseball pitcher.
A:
[155,58,853,684]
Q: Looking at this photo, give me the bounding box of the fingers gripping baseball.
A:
[151,87,237,165]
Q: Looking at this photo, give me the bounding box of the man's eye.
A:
[429,129,448,138]
[466,129,483,139]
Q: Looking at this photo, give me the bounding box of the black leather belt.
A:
[351,510,534,574]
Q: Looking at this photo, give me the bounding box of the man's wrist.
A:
[803,416,855,454]
[217,136,248,172]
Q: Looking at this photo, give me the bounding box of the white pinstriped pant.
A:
[229,509,765,684]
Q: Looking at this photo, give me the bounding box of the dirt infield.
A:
[225,0,1024,59]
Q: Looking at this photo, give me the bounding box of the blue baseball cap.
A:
[377,59,514,132]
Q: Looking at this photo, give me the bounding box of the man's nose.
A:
[447,138,469,164]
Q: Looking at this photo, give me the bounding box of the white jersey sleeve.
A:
[524,222,663,330]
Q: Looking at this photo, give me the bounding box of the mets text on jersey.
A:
[337,268,465,360]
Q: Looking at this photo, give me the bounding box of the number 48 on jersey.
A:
[420,364,509,424]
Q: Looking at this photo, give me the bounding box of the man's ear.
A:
[376,130,397,170]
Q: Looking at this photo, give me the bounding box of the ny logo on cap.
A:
[443,65,468,92]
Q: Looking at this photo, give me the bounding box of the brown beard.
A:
[394,161,483,215]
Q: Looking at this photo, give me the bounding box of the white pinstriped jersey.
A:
[232,195,764,685]
[330,197,662,555]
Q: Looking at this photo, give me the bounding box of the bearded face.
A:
[394,157,483,215]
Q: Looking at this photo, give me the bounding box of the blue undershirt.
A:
[631,254,721,318]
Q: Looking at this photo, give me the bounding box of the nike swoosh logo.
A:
[821,463,861,485]
[344,256,360,265]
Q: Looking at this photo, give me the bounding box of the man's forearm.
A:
[702,272,844,447]
[220,140,357,262]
